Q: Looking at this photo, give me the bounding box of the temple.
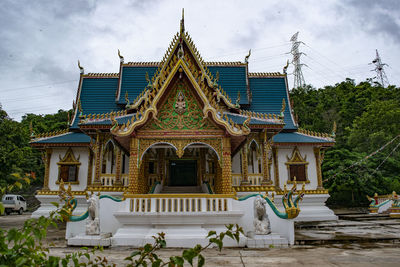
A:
[30,12,337,247]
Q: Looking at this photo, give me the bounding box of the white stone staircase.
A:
[160,186,204,194]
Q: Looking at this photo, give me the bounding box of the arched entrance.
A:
[139,141,220,192]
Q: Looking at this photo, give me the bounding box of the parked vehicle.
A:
[1,194,27,215]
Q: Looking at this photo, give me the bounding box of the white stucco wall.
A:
[48,147,89,191]
[276,146,318,190]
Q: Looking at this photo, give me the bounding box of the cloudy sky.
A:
[1,0,399,120]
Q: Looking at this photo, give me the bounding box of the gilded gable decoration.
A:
[285,147,309,183]
[57,148,81,184]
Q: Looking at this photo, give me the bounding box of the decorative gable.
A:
[143,79,218,131]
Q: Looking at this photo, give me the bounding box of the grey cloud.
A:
[343,0,400,42]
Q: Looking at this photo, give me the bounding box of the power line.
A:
[0,80,78,93]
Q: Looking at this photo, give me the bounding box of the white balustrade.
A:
[232,173,263,186]
[129,196,232,213]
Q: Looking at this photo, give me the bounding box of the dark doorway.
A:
[169,160,197,186]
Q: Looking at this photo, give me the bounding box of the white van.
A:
[1,194,27,215]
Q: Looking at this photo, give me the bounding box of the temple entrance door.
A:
[169,160,197,186]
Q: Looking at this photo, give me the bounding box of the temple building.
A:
[30,13,336,247]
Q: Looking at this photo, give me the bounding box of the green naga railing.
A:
[148,181,161,194]
[67,194,125,222]
[203,181,214,194]
[238,182,305,219]
[57,182,126,222]
[367,193,392,213]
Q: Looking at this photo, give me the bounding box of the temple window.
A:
[57,148,81,184]
[285,147,309,183]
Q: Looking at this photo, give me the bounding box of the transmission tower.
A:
[370,49,389,87]
[290,32,307,89]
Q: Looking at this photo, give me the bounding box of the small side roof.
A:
[273,132,335,145]
[30,132,90,146]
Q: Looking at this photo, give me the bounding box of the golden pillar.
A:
[42,148,52,190]
[114,147,122,186]
[141,154,149,193]
[240,145,249,185]
[199,148,206,183]
[314,147,324,189]
[86,148,93,187]
[128,137,140,194]
[221,137,233,194]
[272,146,281,190]
[93,132,103,186]
[157,148,165,182]
[261,132,272,185]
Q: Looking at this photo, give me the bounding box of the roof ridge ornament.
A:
[78,60,84,74]
[180,8,185,35]
[118,49,124,63]
[245,49,251,63]
[283,60,289,74]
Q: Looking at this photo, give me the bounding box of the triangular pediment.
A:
[110,17,251,137]
[141,77,218,131]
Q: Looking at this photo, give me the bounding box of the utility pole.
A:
[370,49,389,87]
[290,32,307,89]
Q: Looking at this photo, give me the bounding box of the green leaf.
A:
[144,243,153,252]
[171,256,184,266]
[14,181,22,189]
[15,257,28,266]
[198,254,205,267]
[207,230,216,238]
[0,203,4,215]
[183,249,197,266]
[130,250,141,257]
[152,260,161,267]
[50,202,59,208]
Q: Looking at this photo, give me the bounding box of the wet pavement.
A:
[1,212,400,266]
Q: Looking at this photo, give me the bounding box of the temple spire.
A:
[180,8,185,35]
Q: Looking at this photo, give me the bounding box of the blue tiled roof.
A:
[273,132,334,144]
[80,114,135,126]
[71,78,121,129]
[118,66,158,104]
[208,66,249,105]
[31,132,90,144]
[247,77,296,130]
[225,113,281,125]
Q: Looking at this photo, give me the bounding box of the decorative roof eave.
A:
[248,72,286,78]
[205,61,246,66]
[272,142,335,147]
[31,142,90,147]
[83,73,119,78]
[31,129,69,140]
[78,110,128,124]
[111,59,251,137]
[123,62,160,67]
[297,128,335,140]
[239,110,284,123]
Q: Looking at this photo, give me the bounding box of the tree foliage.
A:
[0,105,71,188]
[291,80,400,206]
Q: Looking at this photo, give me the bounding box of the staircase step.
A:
[160,186,203,194]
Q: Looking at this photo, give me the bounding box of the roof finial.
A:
[118,49,124,63]
[283,59,289,74]
[180,8,185,35]
[245,49,251,63]
[78,60,84,74]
